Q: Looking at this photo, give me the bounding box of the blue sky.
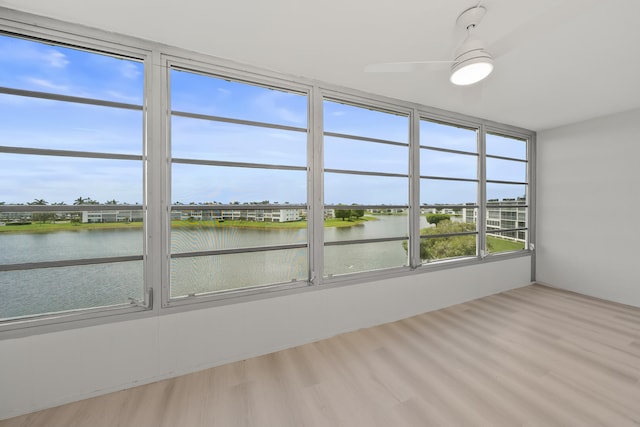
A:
[0,34,526,207]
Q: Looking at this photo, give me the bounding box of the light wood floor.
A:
[2,284,640,427]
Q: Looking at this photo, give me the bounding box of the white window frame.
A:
[0,8,536,338]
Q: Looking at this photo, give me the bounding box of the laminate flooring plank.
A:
[377,320,516,426]
[417,310,588,427]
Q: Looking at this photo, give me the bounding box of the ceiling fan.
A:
[364,5,494,86]
[364,0,603,87]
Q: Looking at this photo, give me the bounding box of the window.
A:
[485,132,529,253]
[168,67,309,300]
[0,15,535,332]
[323,99,409,276]
[419,119,479,262]
[0,33,146,320]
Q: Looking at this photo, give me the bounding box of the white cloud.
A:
[0,40,68,70]
[22,77,70,92]
[274,107,305,125]
[119,62,141,79]
[105,90,142,104]
[43,50,69,68]
[252,91,306,125]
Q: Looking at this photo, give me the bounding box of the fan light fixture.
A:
[450,6,494,86]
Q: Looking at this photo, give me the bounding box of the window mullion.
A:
[528,134,537,281]
[409,108,421,269]
[478,123,487,258]
[309,86,325,285]
[147,50,166,311]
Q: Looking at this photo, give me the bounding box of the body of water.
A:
[0,215,424,319]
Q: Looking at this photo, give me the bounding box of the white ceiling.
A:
[2,0,639,131]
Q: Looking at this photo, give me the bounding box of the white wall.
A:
[0,257,531,420]
[537,108,640,307]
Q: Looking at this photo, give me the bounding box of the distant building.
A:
[173,208,302,223]
[82,210,144,223]
[486,197,527,242]
[422,198,526,243]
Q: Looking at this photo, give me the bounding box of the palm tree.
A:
[28,198,48,205]
[105,199,119,205]
[74,197,87,205]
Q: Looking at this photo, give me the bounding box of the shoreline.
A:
[0,217,378,234]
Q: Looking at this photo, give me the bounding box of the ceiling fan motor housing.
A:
[450,6,494,85]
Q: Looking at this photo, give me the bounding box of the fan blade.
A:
[488,0,600,59]
[364,61,453,73]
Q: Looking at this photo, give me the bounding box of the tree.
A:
[351,209,364,220]
[350,204,364,220]
[426,213,451,226]
[334,209,351,221]
[28,199,48,205]
[105,199,118,205]
[419,220,476,260]
[74,196,99,205]
[403,220,477,261]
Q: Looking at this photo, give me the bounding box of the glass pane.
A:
[486,205,527,231]
[486,133,526,160]
[324,240,408,277]
[325,212,407,243]
[487,183,527,203]
[419,233,477,262]
[420,148,477,179]
[0,34,144,104]
[171,116,306,166]
[419,209,477,262]
[0,153,142,205]
[324,100,408,142]
[0,95,142,154]
[324,136,407,174]
[170,69,307,128]
[170,248,307,297]
[171,208,307,253]
[486,157,527,182]
[420,207,477,232]
[420,120,477,153]
[325,173,407,205]
[0,213,143,264]
[420,179,477,205]
[487,231,527,254]
[0,261,143,320]
[172,164,306,205]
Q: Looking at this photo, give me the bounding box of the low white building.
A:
[172,208,302,223]
[81,210,144,223]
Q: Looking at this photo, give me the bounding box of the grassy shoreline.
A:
[0,216,376,234]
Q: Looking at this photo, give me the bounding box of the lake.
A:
[0,215,425,319]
